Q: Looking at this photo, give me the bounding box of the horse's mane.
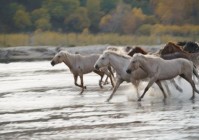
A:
[104,50,131,59]
[162,42,190,54]
[128,46,148,56]
[166,42,183,51]
[176,41,187,46]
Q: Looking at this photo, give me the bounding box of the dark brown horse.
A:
[128,46,148,56]
[177,41,199,53]
[160,42,199,81]
[160,42,191,60]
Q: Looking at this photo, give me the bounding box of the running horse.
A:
[127,46,184,93]
[126,53,199,101]
[159,42,191,60]
[177,41,199,53]
[160,42,199,71]
[51,51,114,94]
[128,46,148,56]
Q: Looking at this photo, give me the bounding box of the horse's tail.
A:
[193,64,199,79]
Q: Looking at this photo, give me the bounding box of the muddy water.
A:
[0,61,199,140]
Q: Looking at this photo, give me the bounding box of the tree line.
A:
[0,0,199,35]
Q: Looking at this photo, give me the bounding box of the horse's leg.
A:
[107,67,115,88]
[155,80,167,99]
[163,81,171,96]
[73,75,86,93]
[138,78,156,101]
[99,74,104,88]
[79,75,86,95]
[74,75,82,88]
[180,74,199,100]
[93,70,104,88]
[170,79,183,92]
[108,66,114,77]
[106,79,123,102]
[131,79,140,98]
[103,76,109,85]
[107,72,115,88]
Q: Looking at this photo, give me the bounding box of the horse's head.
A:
[51,51,66,66]
[94,51,110,70]
[126,53,143,74]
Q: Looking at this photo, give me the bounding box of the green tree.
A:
[65,7,90,32]
[122,8,147,34]
[151,0,199,25]
[0,2,25,32]
[99,2,131,33]
[86,0,101,32]
[100,0,120,13]
[42,0,80,31]
[123,0,152,14]
[13,9,32,30]
[31,8,51,30]
[35,18,51,30]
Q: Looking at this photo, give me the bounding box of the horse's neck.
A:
[63,53,74,70]
[109,53,130,75]
[136,49,147,55]
[139,56,152,72]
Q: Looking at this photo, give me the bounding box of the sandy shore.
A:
[0,45,160,62]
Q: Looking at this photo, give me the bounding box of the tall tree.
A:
[99,2,131,33]
[31,8,51,30]
[64,7,90,32]
[151,0,199,25]
[13,9,32,31]
[86,0,101,33]
[122,8,146,34]
[100,0,120,14]
[42,0,80,31]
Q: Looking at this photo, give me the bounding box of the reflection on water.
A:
[0,61,199,140]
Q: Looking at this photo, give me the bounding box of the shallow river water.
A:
[0,61,199,140]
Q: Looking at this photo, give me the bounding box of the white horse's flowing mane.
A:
[104,50,131,59]
[133,53,159,58]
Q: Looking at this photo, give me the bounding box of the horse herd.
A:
[51,41,199,102]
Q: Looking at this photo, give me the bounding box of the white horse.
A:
[94,50,169,102]
[126,53,199,101]
[51,51,114,94]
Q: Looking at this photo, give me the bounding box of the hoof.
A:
[106,99,110,102]
[103,82,109,85]
[138,98,142,102]
[190,96,195,100]
[84,86,87,89]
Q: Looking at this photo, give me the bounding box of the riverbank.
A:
[0,45,160,62]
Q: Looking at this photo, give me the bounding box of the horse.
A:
[128,46,148,56]
[159,42,199,78]
[126,53,199,101]
[102,45,134,84]
[127,46,183,94]
[159,42,191,60]
[94,50,171,102]
[177,41,199,53]
[51,51,114,94]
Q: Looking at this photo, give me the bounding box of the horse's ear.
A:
[56,47,62,52]
[167,42,175,46]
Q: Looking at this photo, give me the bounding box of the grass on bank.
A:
[0,32,198,47]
